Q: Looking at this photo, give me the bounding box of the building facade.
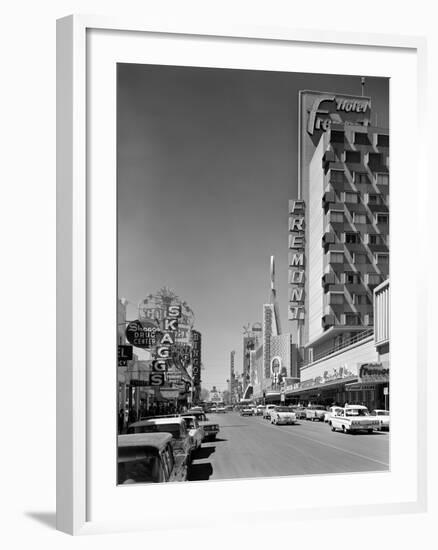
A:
[286,89,390,411]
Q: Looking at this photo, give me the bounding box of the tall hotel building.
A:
[286,90,390,410]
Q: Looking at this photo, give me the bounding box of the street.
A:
[188,412,389,481]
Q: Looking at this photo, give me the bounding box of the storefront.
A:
[284,361,389,410]
[345,362,389,411]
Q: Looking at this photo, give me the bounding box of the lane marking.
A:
[251,417,389,467]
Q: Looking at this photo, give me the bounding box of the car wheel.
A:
[342,425,348,434]
[368,429,373,434]
[331,426,336,432]
[328,421,332,426]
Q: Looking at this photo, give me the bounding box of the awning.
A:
[284,376,358,396]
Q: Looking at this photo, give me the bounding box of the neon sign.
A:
[307,95,371,135]
[288,200,305,321]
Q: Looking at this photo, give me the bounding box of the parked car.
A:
[324,406,343,423]
[330,405,380,434]
[118,433,188,484]
[127,417,193,462]
[288,406,306,419]
[263,405,278,419]
[370,409,390,431]
[181,411,220,441]
[181,415,204,451]
[305,405,327,421]
[240,406,254,416]
[255,405,265,416]
[270,406,297,425]
[217,406,227,413]
[188,406,204,414]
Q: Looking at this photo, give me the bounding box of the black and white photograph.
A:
[116,63,390,485]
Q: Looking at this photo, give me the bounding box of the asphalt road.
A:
[188,411,389,482]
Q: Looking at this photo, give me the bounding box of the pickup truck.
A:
[330,405,380,434]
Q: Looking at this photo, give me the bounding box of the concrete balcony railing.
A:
[305,328,374,366]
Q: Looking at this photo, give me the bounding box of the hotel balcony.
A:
[321,272,336,287]
[367,203,389,214]
[322,190,337,212]
[322,149,336,170]
[322,314,335,329]
[322,231,336,250]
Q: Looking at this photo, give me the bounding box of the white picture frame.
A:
[56,15,428,535]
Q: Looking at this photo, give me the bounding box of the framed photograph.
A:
[57,15,427,535]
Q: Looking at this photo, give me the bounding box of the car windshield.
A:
[377,411,389,416]
[345,408,369,417]
[131,424,181,438]
[118,456,161,484]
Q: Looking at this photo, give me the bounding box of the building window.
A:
[376,173,389,185]
[330,252,344,263]
[368,152,382,166]
[352,212,367,224]
[329,293,344,305]
[353,253,367,264]
[368,234,386,245]
[344,272,361,284]
[345,150,361,163]
[354,172,369,184]
[375,253,389,265]
[344,232,360,244]
[330,169,345,183]
[343,313,361,326]
[367,194,384,205]
[353,294,371,305]
[367,273,382,285]
[344,192,359,203]
[330,131,344,144]
[377,134,389,147]
[329,211,344,223]
[376,213,389,224]
[365,313,374,326]
[354,133,370,145]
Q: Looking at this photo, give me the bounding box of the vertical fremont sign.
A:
[288,199,305,321]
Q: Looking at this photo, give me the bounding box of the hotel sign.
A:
[306,93,371,136]
[358,362,389,383]
[288,199,305,321]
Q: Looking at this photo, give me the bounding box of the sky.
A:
[117,64,389,392]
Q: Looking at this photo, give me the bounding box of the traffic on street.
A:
[117,405,389,484]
